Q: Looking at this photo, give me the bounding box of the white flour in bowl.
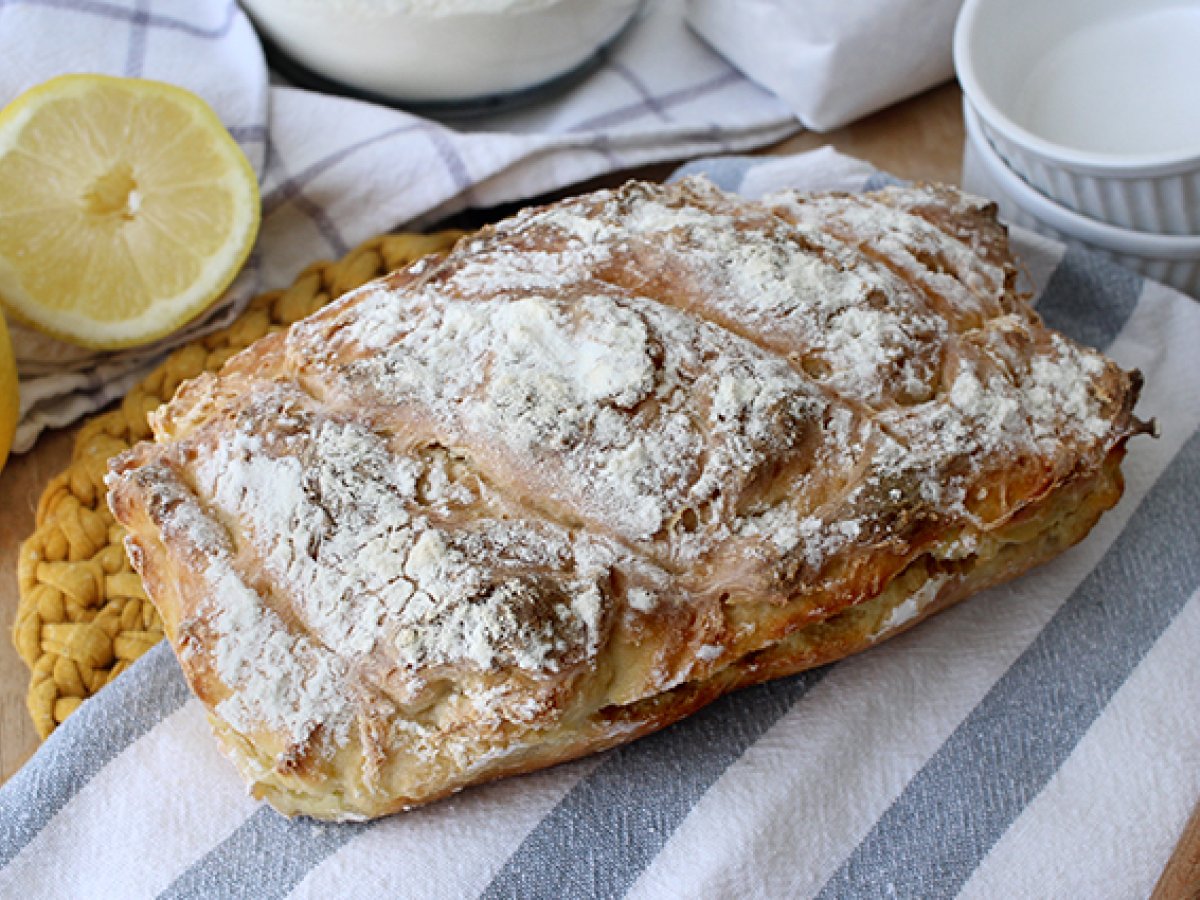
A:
[240,0,642,103]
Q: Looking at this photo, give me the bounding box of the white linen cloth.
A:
[1,148,1197,900]
[0,0,799,452]
[685,0,965,131]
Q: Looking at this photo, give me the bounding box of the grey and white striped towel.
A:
[1,148,1198,899]
[2,0,798,452]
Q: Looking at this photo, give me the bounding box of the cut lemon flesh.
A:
[0,75,260,349]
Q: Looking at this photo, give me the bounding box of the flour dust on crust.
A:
[105,176,1144,818]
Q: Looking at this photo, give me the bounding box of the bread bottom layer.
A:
[229,447,1126,820]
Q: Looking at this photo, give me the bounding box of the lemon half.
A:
[0,75,260,350]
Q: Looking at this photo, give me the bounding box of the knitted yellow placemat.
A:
[12,229,465,739]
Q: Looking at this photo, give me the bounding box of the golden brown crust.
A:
[107,178,1144,820]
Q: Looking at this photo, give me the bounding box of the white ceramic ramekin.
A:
[240,0,642,108]
[962,99,1200,298]
[954,0,1200,235]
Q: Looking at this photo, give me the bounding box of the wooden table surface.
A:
[0,82,967,781]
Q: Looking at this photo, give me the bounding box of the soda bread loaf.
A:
[107,178,1146,821]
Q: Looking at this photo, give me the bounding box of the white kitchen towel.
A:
[0,0,798,452]
[685,0,965,131]
[1,148,1197,900]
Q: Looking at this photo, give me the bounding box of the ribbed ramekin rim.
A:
[963,98,1200,259]
[954,0,1200,177]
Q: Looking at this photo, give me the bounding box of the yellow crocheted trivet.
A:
[12,230,465,739]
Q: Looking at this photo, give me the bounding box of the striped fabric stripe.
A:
[0,0,242,39]
[1,151,1197,900]
[0,643,190,868]
[817,426,1200,899]
[957,585,1200,898]
[290,758,605,897]
[159,808,368,900]
[0,700,259,897]
[1034,246,1144,349]
[481,671,826,899]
